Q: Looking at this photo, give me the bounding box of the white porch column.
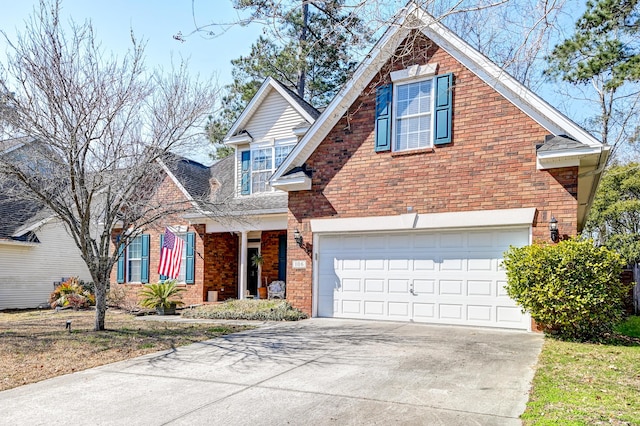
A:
[238,230,248,299]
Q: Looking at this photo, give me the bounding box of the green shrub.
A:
[503,239,628,340]
[183,299,308,321]
[138,280,186,310]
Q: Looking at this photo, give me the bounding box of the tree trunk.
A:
[296,0,308,99]
[94,279,107,331]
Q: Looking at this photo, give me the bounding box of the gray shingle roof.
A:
[167,153,287,215]
[164,155,212,199]
[537,134,589,152]
[0,180,48,240]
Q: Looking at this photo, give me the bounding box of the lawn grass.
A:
[522,316,640,425]
[182,299,308,321]
[0,308,251,391]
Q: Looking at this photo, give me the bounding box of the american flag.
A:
[158,228,184,279]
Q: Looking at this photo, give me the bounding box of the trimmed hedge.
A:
[503,239,628,340]
[182,299,308,321]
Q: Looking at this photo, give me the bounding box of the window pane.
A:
[127,236,142,282]
[394,79,432,151]
[275,145,293,167]
[252,171,270,193]
[176,234,187,283]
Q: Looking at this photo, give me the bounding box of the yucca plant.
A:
[139,280,186,314]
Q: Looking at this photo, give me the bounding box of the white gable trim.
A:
[271,3,604,186]
[157,158,195,202]
[224,77,317,142]
[411,7,601,148]
[12,215,55,237]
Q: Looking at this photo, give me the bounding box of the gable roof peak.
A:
[271,2,605,185]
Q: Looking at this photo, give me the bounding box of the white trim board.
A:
[310,207,536,233]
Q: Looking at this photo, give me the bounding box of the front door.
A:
[247,247,259,296]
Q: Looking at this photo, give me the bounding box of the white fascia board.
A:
[12,215,55,237]
[199,212,288,233]
[225,133,253,145]
[271,7,413,183]
[270,172,312,192]
[536,146,603,170]
[0,238,38,247]
[413,8,602,148]
[311,207,536,233]
[224,78,274,141]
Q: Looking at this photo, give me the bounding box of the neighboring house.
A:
[269,4,609,330]
[110,77,319,305]
[0,138,91,310]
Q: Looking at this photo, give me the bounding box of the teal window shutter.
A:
[159,233,167,281]
[140,234,150,284]
[278,234,287,282]
[374,84,392,152]
[434,73,453,145]
[185,232,195,284]
[116,243,125,283]
[241,151,251,195]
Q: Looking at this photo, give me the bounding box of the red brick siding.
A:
[260,230,286,286]
[287,33,580,315]
[109,174,207,307]
[203,232,238,301]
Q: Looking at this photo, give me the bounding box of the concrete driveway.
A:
[0,319,542,425]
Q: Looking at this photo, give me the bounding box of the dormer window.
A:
[240,138,296,195]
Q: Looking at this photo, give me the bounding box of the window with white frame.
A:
[127,236,142,282]
[394,78,433,151]
[241,141,295,195]
[175,233,187,283]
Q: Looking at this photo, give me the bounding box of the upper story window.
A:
[394,79,433,151]
[374,64,452,153]
[241,141,295,195]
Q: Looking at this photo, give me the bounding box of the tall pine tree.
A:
[207,0,372,155]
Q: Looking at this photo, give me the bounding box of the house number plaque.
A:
[292,260,306,269]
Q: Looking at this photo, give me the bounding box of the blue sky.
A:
[0,0,262,87]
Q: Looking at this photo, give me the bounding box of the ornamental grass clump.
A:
[502,238,629,341]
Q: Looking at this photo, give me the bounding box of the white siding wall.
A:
[234,88,311,196]
[0,219,91,309]
[245,90,308,142]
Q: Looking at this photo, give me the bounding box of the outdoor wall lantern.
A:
[549,217,559,243]
[294,229,304,248]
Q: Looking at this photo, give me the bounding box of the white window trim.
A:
[392,75,436,152]
[126,235,142,283]
[240,138,297,196]
[390,63,438,83]
[175,233,188,284]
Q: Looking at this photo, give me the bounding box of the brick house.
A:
[110,78,319,305]
[269,4,609,330]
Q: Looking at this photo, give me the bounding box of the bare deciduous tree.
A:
[0,0,217,330]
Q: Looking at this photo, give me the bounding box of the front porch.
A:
[200,229,288,303]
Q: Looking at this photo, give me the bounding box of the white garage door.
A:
[316,228,530,329]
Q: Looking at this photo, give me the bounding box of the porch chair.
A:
[267,281,286,299]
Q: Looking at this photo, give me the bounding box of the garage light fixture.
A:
[549,217,559,243]
[294,229,304,248]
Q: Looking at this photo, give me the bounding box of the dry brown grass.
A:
[0,308,251,391]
